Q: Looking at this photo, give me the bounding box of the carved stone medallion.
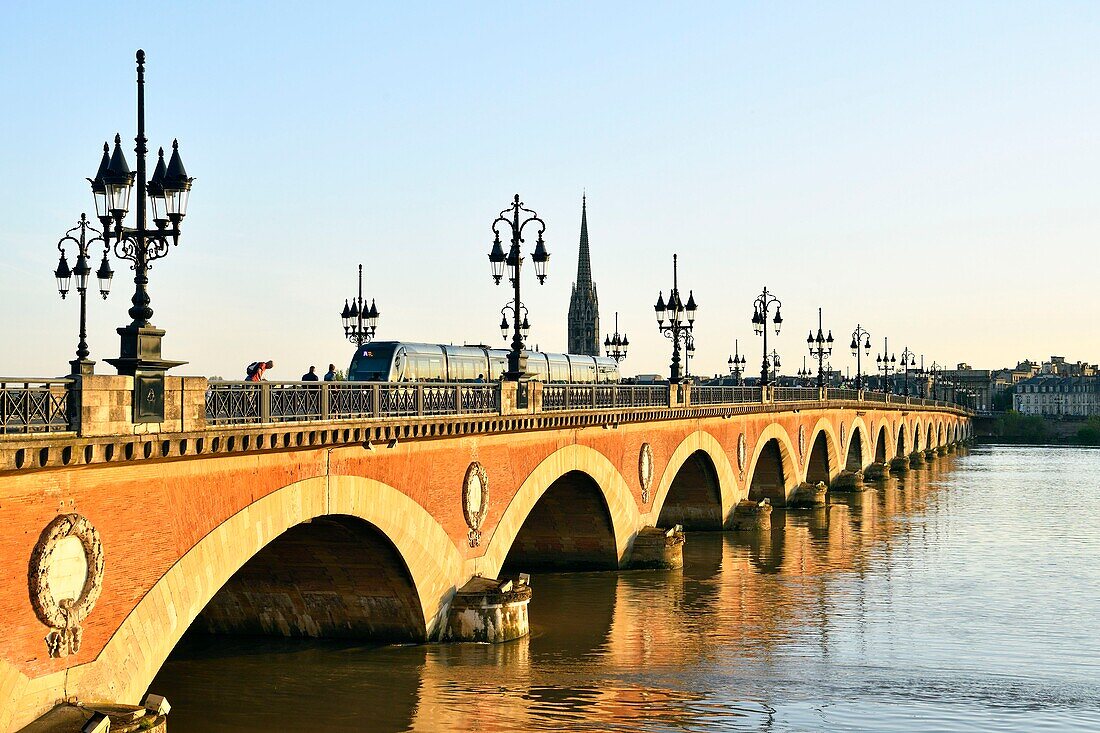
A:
[462,462,489,547]
[798,425,806,459]
[639,443,654,503]
[737,433,747,479]
[28,514,104,658]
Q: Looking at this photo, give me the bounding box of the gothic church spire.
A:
[568,193,600,355]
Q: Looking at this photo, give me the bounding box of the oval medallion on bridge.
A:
[639,443,654,503]
[737,433,746,478]
[798,425,806,459]
[463,462,489,547]
[28,513,104,658]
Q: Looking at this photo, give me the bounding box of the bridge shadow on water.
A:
[150,453,969,732]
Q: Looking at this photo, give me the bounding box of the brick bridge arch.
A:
[843,416,872,471]
[478,444,640,577]
[804,417,842,485]
[745,423,799,504]
[650,431,740,529]
[55,475,464,715]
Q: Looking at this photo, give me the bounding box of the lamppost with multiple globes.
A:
[750,287,782,386]
[488,194,548,381]
[806,307,833,388]
[929,362,947,401]
[53,214,114,375]
[876,337,897,394]
[604,312,629,363]
[340,264,380,347]
[766,349,782,384]
[86,50,194,421]
[727,339,747,384]
[849,324,872,389]
[797,355,812,384]
[654,254,697,384]
[899,346,917,396]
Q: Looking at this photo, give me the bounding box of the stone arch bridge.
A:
[0,377,970,731]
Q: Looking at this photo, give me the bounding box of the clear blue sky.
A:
[1,2,1097,378]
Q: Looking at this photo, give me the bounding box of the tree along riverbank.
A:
[981,412,1100,446]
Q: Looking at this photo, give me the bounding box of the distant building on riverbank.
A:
[1013,375,1100,417]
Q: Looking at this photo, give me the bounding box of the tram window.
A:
[417,356,444,381]
[572,362,595,383]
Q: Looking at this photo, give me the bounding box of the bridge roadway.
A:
[0,376,971,731]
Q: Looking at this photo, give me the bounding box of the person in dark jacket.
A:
[302,366,319,381]
[324,364,338,381]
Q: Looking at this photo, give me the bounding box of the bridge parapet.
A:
[0,375,973,476]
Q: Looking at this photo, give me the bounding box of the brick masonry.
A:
[0,405,968,732]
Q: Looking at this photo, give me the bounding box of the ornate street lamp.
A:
[727,339,747,385]
[899,346,917,396]
[341,264,380,347]
[751,287,782,386]
[797,356,812,384]
[928,361,943,400]
[684,334,697,377]
[654,254,696,384]
[604,312,629,363]
[849,324,872,389]
[500,301,531,343]
[54,214,114,375]
[806,307,834,388]
[89,51,194,422]
[766,349,782,384]
[488,194,548,381]
[876,337,897,394]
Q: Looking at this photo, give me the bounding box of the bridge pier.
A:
[924,448,937,462]
[441,576,532,644]
[890,457,911,473]
[863,462,888,481]
[788,482,828,508]
[626,526,685,569]
[909,451,926,467]
[727,499,771,531]
[830,470,865,492]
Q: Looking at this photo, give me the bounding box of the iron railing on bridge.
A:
[826,387,861,402]
[689,385,762,405]
[0,376,971,434]
[541,383,668,411]
[0,378,73,435]
[771,386,823,403]
[206,381,501,425]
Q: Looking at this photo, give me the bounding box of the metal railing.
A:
[206,381,500,425]
[772,387,822,403]
[690,385,762,405]
[0,375,970,435]
[826,387,861,402]
[541,383,668,412]
[0,378,73,434]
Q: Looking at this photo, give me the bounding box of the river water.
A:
[152,445,1100,732]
